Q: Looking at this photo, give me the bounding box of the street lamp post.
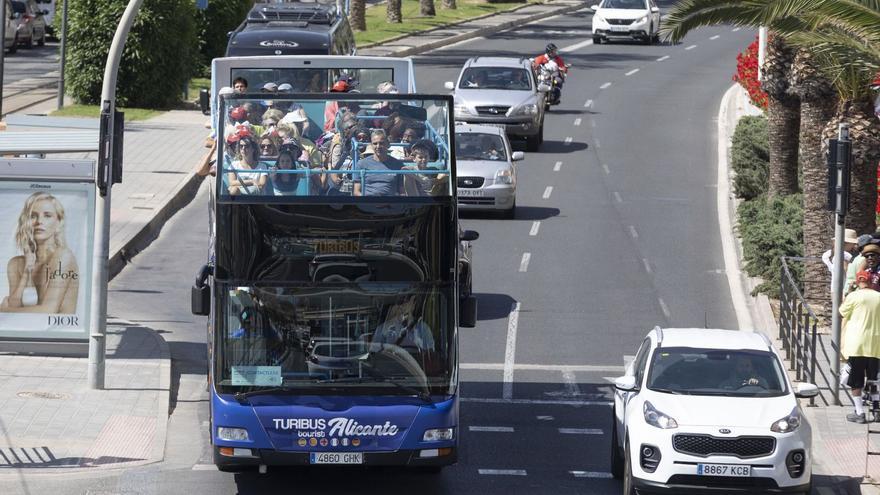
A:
[87,0,144,390]
[57,0,69,109]
[830,123,851,406]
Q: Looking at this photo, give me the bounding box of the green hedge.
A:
[737,193,803,297]
[195,0,252,76]
[730,115,769,201]
[65,0,197,109]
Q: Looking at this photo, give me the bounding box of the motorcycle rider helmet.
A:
[545,43,558,55]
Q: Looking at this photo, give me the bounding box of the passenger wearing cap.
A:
[323,75,358,132]
[840,269,880,423]
[823,228,857,274]
[847,234,877,296]
[277,117,322,170]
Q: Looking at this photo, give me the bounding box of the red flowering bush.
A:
[733,37,769,111]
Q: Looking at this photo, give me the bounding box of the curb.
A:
[149,322,172,468]
[366,0,583,58]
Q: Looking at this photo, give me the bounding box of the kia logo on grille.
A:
[490,108,499,114]
[719,428,731,434]
[463,179,473,186]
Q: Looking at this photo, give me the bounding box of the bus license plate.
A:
[310,452,363,465]
[697,464,750,477]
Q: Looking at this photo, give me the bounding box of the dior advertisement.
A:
[0,181,94,340]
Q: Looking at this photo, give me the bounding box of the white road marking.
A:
[710,35,720,40]
[642,258,652,274]
[613,191,622,203]
[600,82,612,89]
[559,428,603,435]
[461,363,624,372]
[192,464,218,471]
[553,161,562,171]
[469,426,515,433]
[529,221,541,236]
[658,298,671,318]
[628,225,639,239]
[561,38,594,53]
[562,369,581,397]
[564,136,573,146]
[519,253,531,272]
[656,55,670,62]
[463,397,612,406]
[685,44,697,50]
[573,118,582,126]
[503,302,521,399]
[602,164,610,175]
[479,469,528,476]
[537,415,554,421]
[625,68,639,76]
[571,471,614,478]
[594,138,600,148]
[543,186,553,199]
[732,27,741,32]
[584,99,593,108]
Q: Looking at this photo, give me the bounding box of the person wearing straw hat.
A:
[846,234,877,297]
[840,269,880,423]
[823,228,857,274]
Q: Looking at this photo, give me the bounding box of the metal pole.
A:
[56,0,69,109]
[0,0,6,118]
[830,122,850,406]
[757,27,767,81]
[88,0,144,390]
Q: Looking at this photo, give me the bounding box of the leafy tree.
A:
[195,0,252,75]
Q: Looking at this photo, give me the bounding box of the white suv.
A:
[612,327,818,494]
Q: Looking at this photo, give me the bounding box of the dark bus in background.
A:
[226,0,355,57]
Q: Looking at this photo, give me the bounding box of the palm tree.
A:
[421,0,436,17]
[761,35,800,197]
[387,0,402,23]
[349,0,366,31]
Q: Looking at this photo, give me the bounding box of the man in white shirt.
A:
[823,228,857,273]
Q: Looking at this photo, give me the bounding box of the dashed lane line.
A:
[543,186,553,199]
[553,161,562,171]
[625,68,639,76]
[732,27,741,32]
[710,35,720,40]
[560,38,594,53]
[656,55,670,62]
[642,258,652,274]
[564,136,573,146]
[503,302,521,400]
[559,428,604,435]
[612,191,622,203]
[584,99,593,108]
[659,298,671,318]
[192,464,218,471]
[571,471,614,479]
[602,164,610,175]
[573,118,582,126]
[519,253,531,272]
[600,82,612,89]
[685,44,697,50]
[479,469,528,476]
[537,415,554,421]
[529,221,541,236]
[470,426,515,433]
[628,225,639,239]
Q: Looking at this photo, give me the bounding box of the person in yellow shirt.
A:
[840,270,880,423]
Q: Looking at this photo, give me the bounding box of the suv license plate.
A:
[697,464,750,477]
[310,452,363,465]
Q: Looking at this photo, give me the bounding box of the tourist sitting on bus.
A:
[326,111,362,195]
[262,108,285,132]
[404,139,447,196]
[324,75,358,132]
[353,129,406,197]
[390,124,422,160]
[280,103,313,138]
[268,141,310,196]
[258,131,280,158]
[228,136,267,195]
[279,114,323,169]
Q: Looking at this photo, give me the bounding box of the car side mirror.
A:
[444,81,455,90]
[460,230,479,242]
[460,296,477,328]
[191,264,213,316]
[794,382,819,399]
[651,6,659,12]
[590,4,600,11]
[199,89,211,116]
[614,375,638,392]
[511,151,525,162]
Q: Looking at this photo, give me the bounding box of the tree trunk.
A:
[349,0,366,31]
[766,96,801,197]
[420,0,436,16]
[823,100,880,238]
[387,0,402,23]
[442,0,456,10]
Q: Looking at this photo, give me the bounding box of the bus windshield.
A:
[217,94,452,200]
[217,285,454,396]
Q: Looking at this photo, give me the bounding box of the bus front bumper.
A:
[214,445,457,469]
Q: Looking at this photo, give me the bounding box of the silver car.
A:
[455,124,523,219]
[445,57,546,151]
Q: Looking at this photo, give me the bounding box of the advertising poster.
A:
[0,181,94,341]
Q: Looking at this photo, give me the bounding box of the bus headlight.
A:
[423,428,454,442]
[217,427,250,441]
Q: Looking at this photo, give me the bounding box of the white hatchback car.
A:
[455,123,523,218]
[612,327,818,494]
[591,0,661,45]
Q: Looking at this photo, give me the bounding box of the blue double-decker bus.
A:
[192,87,477,473]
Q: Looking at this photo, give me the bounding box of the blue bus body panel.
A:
[212,391,457,452]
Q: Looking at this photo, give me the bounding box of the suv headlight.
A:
[643,401,678,429]
[495,168,514,184]
[512,104,538,116]
[454,103,473,116]
[770,407,801,433]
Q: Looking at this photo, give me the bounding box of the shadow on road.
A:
[473,293,517,321]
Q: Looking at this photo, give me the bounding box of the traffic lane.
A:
[3,41,59,85]
[587,26,754,328]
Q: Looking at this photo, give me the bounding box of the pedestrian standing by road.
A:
[845,234,875,297]
[823,228,857,274]
[840,270,880,423]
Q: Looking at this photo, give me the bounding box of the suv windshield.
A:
[458,68,532,90]
[456,133,507,161]
[601,0,645,8]
[646,347,788,397]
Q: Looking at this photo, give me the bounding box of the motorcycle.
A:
[536,60,567,109]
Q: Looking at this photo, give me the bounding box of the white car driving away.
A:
[591,0,661,45]
[612,327,818,494]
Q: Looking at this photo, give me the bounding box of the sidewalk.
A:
[719,84,880,495]
[0,0,583,477]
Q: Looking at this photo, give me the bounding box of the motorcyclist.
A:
[533,43,569,78]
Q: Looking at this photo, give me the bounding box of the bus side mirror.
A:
[460,230,479,242]
[460,296,477,328]
[199,89,211,116]
[191,264,213,316]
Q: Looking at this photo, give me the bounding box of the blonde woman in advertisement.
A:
[0,192,79,314]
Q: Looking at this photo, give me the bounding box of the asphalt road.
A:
[9,8,759,494]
